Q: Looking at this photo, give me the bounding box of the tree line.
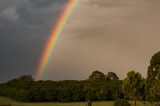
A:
[0,51,160,105]
[0,73,122,102]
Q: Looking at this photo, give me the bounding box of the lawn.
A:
[0,96,14,105]
[0,96,152,106]
[16,102,113,106]
[16,101,152,106]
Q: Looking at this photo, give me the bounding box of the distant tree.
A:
[106,72,119,80]
[15,89,29,101]
[71,83,85,101]
[17,75,34,81]
[6,75,34,92]
[0,73,123,102]
[122,71,144,106]
[8,75,34,83]
[149,80,160,104]
[42,81,58,101]
[28,81,45,102]
[114,99,131,106]
[88,71,105,81]
[146,52,160,101]
[147,51,160,81]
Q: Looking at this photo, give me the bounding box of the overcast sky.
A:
[0,0,160,82]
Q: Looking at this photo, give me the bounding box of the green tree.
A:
[9,75,34,82]
[149,80,160,104]
[88,71,105,81]
[146,52,160,101]
[147,52,160,81]
[114,99,131,106]
[106,72,119,80]
[0,73,123,102]
[122,71,144,106]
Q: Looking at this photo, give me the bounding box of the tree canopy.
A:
[122,71,144,106]
[0,72,122,102]
[106,72,119,80]
[146,51,160,102]
[88,71,105,81]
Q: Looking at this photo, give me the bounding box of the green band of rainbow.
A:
[35,0,79,80]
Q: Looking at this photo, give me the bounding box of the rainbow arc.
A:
[35,0,79,80]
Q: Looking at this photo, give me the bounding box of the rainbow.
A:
[35,0,79,80]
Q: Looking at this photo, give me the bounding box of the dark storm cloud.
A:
[0,0,67,82]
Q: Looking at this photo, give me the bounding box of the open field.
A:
[15,101,152,106]
[0,96,153,106]
[14,102,112,106]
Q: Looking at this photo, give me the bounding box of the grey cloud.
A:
[44,0,160,80]
[1,7,19,21]
[1,0,160,82]
[0,0,67,82]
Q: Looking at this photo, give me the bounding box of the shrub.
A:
[114,99,131,106]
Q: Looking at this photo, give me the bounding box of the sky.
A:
[0,0,160,82]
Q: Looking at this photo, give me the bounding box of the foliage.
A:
[88,70,105,81]
[147,52,160,81]
[114,99,131,106]
[0,74,122,102]
[149,80,160,102]
[146,51,160,102]
[122,71,144,106]
[106,72,119,80]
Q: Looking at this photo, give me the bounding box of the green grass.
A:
[0,96,15,105]
[19,101,152,106]
[0,96,153,106]
[19,101,113,106]
[129,101,152,106]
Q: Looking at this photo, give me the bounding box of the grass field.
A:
[18,101,152,106]
[0,96,153,106]
[15,102,112,106]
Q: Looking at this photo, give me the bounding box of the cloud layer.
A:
[0,0,67,82]
[46,0,160,80]
[1,0,160,82]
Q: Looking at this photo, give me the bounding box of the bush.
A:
[114,99,131,106]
